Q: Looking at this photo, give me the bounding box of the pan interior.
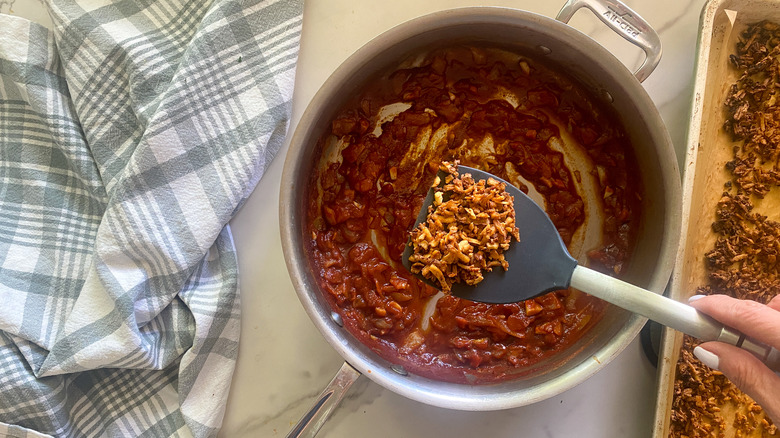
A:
[282,7,679,410]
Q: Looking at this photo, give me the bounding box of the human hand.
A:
[688,294,780,423]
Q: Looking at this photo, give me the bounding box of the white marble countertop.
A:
[8,0,705,436]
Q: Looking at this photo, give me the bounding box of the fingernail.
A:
[693,346,720,370]
[688,294,707,303]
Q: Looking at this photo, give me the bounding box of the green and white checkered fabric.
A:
[0,0,302,436]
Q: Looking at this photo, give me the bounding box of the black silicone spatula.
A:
[402,165,780,371]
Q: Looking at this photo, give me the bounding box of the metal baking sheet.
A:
[653,0,780,436]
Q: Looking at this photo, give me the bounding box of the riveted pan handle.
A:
[556,0,662,82]
[287,362,361,438]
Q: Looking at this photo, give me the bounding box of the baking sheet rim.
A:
[651,0,723,436]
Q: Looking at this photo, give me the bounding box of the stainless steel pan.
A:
[280,1,681,436]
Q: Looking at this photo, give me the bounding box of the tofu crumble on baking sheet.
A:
[653,2,780,436]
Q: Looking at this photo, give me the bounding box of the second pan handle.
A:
[556,0,662,82]
[286,362,361,438]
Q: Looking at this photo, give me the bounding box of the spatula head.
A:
[401,166,578,304]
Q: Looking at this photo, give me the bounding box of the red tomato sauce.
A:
[305,46,641,383]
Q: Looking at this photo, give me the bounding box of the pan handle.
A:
[287,362,362,438]
[556,0,662,82]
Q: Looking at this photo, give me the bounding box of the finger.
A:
[695,342,780,423]
[689,294,780,349]
[768,295,780,312]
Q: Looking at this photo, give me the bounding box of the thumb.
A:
[769,295,780,312]
[695,342,780,423]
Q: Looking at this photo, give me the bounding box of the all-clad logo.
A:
[602,7,641,38]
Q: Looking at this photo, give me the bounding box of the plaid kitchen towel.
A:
[0,0,302,436]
